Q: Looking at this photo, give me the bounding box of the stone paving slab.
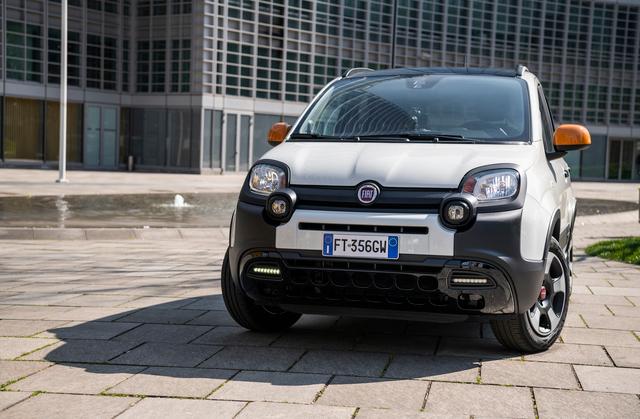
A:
[590,286,640,296]
[106,366,235,398]
[116,398,246,419]
[210,371,330,404]
[110,342,222,367]
[354,334,438,355]
[317,375,430,411]
[9,363,143,394]
[115,308,206,324]
[193,326,280,346]
[533,388,640,419]
[0,337,57,360]
[0,292,83,306]
[605,346,640,368]
[56,294,136,307]
[20,339,137,363]
[0,393,139,419]
[383,355,479,383]
[237,401,355,419]
[481,359,580,389]
[36,321,140,340]
[0,360,51,386]
[560,327,640,347]
[424,382,535,418]
[199,346,304,371]
[356,407,468,419]
[112,323,212,345]
[609,305,640,317]
[436,337,520,359]
[0,392,31,412]
[290,349,390,377]
[582,314,640,330]
[0,319,68,337]
[574,365,640,394]
[270,331,358,351]
[523,342,613,366]
[569,294,634,306]
[186,309,238,326]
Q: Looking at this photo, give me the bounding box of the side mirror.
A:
[552,124,591,152]
[268,122,291,146]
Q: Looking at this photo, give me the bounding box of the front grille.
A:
[298,222,428,235]
[245,257,477,313]
[292,185,454,212]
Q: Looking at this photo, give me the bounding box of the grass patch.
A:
[585,237,640,265]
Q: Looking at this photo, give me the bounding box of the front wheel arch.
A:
[490,237,571,353]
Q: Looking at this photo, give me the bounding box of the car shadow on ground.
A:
[37,293,523,391]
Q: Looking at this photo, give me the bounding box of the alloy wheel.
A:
[527,251,567,336]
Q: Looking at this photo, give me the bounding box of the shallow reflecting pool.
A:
[0,194,635,228]
[0,193,238,228]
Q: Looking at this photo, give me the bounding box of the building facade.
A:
[0,0,639,180]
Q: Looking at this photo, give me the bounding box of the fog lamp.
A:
[444,201,470,225]
[447,204,467,222]
[270,199,288,216]
[265,188,296,222]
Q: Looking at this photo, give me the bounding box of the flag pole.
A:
[56,0,68,183]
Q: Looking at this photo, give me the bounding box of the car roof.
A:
[343,66,521,79]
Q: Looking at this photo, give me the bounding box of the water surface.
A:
[0,194,635,228]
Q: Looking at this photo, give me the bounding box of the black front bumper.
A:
[228,201,545,321]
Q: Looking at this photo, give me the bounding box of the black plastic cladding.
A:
[239,251,516,315]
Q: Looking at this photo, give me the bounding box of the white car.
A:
[222,66,591,352]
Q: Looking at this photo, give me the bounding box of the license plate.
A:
[322,233,399,260]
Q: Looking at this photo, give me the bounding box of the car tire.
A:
[490,237,570,353]
[221,250,301,332]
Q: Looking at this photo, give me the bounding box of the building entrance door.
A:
[84,105,118,169]
[607,139,637,180]
[222,112,253,172]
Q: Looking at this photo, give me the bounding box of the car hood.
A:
[262,141,538,188]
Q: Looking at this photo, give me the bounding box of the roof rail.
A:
[516,65,528,76]
[343,67,374,78]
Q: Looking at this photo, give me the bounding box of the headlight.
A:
[462,169,519,201]
[249,164,287,195]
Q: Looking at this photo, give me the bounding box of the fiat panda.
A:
[221,66,591,353]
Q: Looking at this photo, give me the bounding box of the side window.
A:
[537,84,554,152]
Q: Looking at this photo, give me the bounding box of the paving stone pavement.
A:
[0,217,638,418]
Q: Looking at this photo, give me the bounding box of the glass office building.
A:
[0,0,638,179]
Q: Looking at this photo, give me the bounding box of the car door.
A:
[537,84,572,248]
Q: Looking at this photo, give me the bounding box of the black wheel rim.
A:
[527,251,567,337]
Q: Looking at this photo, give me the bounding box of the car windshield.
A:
[293,74,530,142]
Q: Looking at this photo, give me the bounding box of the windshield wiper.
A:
[356,133,476,143]
[289,133,323,139]
[290,132,477,143]
[289,133,351,140]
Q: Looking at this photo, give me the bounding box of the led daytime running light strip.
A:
[451,277,488,284]
[252,266,281,275]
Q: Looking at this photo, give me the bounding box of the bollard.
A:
[127,155,135,172]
